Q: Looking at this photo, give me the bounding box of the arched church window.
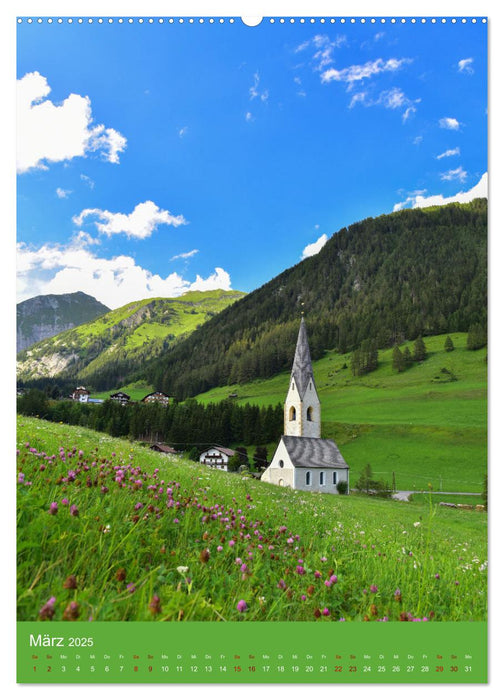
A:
[320,471,325,486]
[289,406,296,421]
[279,459,284,468]
[333,471,338,485]
[307,406,313,421]
[306,471,311,486]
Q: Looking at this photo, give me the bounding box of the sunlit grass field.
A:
[17,416,487,623]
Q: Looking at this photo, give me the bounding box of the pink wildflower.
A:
[237,600,247,612]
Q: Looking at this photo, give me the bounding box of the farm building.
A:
[71,386,90,402]
[199,446,236,471]
[150,443,178,456]
[110,391,131,405]
[141,391,170,406]
[261,317,350,493]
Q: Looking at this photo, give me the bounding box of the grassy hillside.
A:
[195,333,487,493]
[17,290,245,388]
[16,417,487,622]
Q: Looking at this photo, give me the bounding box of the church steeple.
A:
[284,317,321,438]
[291,317,315,399]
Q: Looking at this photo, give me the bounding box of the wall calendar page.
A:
[15,3,488,688]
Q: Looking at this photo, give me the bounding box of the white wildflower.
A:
[177,566,189,574]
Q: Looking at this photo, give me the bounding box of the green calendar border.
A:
[17,621,487,683]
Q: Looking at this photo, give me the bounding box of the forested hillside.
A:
[143,199,487,399]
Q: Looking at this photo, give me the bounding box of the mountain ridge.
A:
[16,291,110,353]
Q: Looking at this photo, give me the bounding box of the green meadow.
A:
[17,416,487,623]
[195,334,487,494]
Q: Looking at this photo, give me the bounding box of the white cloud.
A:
[56,187,71,199]
[301,233,328,260]
[413,136,423,145]
[17,237,231,309]
[349,92,367,108]
[17,71,127,173]
[322,57,411,86]
[178,126,189,138]
[440,166,467,183]
[73,200,187,239]
[349,86,419,120]
[170,249,199,261]
[436,147,460,159]
[458,58,474,74]
[80,174,95,189]
[439,117,461,130]
[249,72,268,102]
[245,111,254,122]
[295,34,347,72]
[393,172,487,212]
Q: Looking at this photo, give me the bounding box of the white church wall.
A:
[294,467,348,494]
[260,440,295,487]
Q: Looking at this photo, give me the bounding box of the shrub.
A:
[337,480,348,495]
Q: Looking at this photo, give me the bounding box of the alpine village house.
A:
[261,317,350,494]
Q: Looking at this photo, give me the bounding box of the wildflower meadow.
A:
[17,416,487,623]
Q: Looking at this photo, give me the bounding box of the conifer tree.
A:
[413,335,427,361]
[467,324,486,350]
[403,346,412,366]
[444,336,455,352]
[392,345,405,372]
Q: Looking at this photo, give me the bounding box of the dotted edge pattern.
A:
[17,17,488,26]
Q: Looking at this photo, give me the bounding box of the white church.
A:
[261,317,350,493]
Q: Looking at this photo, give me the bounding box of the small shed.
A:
[150,443,178,456]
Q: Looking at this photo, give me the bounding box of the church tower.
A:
[284,317,321,438]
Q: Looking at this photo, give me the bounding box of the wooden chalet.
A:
[199,446,236,471]
[110,391,131,405]
[141,391,170,406]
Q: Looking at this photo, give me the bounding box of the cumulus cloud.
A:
[436,147,460,159]
[16,237,231,309]
[301,233,328,260]
[321,57,411,86]
[393,172,487,212]
[245,111,254,122]
[17,71,127,173]
[439,117,461,130]
[73,200,187,239]
[458,58,474,74]
[56,187,71,199]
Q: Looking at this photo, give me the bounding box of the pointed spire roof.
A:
[291,317,315,398]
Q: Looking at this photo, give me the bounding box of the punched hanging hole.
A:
[241,17,263,27]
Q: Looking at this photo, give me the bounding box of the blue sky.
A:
[16,16,487,309]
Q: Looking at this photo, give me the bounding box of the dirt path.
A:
[392,490,481,502]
